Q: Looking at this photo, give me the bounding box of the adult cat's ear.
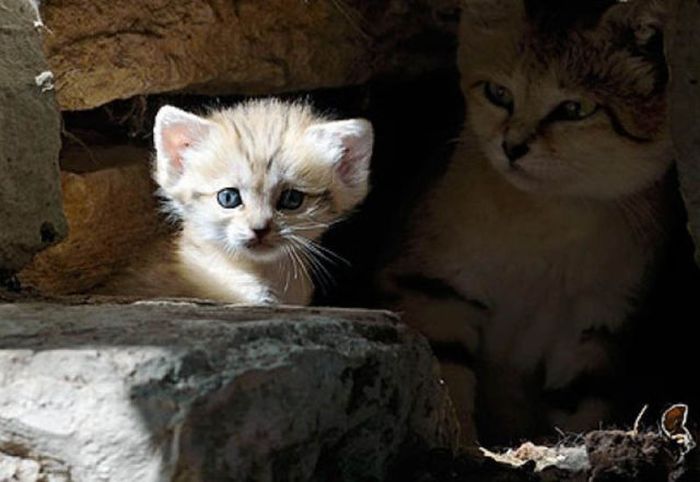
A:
[304,119,374,188]
[603,0,667,52]
[462,0,524,30]
[153,105,213,191]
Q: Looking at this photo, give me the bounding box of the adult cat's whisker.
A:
[446,135,465,146]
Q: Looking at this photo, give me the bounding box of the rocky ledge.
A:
[0,301,459,481]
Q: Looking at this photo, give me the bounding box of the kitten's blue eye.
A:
[277,189,304,210]
[484,82,514,110]
[217,188,242,209]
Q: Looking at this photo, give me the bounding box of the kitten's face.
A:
[154,100,372,262]
[460,0,672,199]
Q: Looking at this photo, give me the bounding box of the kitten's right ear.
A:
[153,105,213,190]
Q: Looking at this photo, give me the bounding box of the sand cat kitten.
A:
[382,0,673,444]
[101,99,373,304]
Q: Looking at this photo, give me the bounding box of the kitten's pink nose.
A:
[252,225,271,240]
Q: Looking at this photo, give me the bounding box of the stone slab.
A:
[0,302,459,481]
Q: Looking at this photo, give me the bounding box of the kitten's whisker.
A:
[287,240,312,287]
[284,224,329,233]
[313,242,351,267]
[290,244,302,282]
[302,251,333,294]
[292,235,351,267]
[294,247,314,286]
[218,235,240,258]
[281,245,292,293]
[289,236,339,294]
[288,236,335,294]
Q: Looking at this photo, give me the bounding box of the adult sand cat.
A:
[101,99,373,305]
[382,0,673,443]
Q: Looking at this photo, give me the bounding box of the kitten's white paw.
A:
[251,288,279,306]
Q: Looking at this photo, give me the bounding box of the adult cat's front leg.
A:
[381,272,488,445]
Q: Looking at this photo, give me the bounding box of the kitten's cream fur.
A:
[383,0,672,443]
[101,99,373,304]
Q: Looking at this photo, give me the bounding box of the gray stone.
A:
[669,0,700,264]
[0,302,459,481]
[0,0,67,274]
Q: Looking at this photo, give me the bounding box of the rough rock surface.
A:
[0,0,67,274]
[40,0,460,110]
[0,302,459,481]
[19,147,167,295]
[669,0,700,263]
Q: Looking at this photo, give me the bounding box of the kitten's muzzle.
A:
[502,141,530,164]
[245,224,273,249]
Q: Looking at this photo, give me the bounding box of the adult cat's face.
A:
[153,100,373,262]
[460,0,672,199]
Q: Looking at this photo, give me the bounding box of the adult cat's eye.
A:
[551,99,598,121]
[483,82,514,110]
[217,188,242,209]
[277,189,305,210]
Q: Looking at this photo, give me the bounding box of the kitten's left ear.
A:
[304,119,374,187]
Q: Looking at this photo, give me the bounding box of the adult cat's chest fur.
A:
[414,138,661,386]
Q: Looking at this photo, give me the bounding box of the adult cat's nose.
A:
[502,141,530,164]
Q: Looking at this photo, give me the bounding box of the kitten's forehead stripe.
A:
[240,120,257,167]
[229,120,243,147]
[266,145,282,173]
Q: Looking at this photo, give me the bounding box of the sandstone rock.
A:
[0,302,459,481]
[40,0,460,111]
[18,147,167,295]
[0,0,67,274]
[669,0,700,264]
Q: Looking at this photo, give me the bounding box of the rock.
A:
[40,0,460,111]
[0,302,459,481]
[0,0,67,274]
[669,0,700,264]
[0,451,69,482]
[19,147,167,295]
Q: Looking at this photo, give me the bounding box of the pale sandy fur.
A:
[102,233,313,304]
[100,99,372,304]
